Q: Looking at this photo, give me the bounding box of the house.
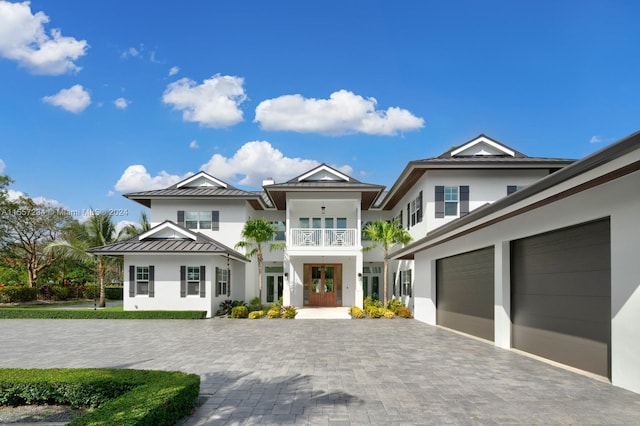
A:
[390,130,640,394]
[88,134,574,318]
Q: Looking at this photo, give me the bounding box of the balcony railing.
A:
[289,228,358,248]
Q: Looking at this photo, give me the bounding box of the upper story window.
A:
[271,221,285,240]
[409,191,423,227]
[177,210,219,230]
[444,186,458,216]
[507,185,526,195]
[435,186,470,218]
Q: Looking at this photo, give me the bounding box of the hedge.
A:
[0,286,38,303]
[0,309,207,320]
[0,368,200,426]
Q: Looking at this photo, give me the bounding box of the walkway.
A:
[1,319,640,425]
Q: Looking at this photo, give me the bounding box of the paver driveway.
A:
[1,318,640,425]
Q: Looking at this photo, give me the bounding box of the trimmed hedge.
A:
[105,286,123,300]
[0,286,38,303]
[0,368,200,426]
[0,309,207,320]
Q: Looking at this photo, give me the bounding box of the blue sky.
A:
[0,0,638,227]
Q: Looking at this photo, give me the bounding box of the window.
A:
[361,221,371,240]
[129,265,154,297]
[136,266,149,295]
[336,217,347,228]
[271,221,285,240]
[507,185,525,195]
[410,191,423,227]
[215,267,230,297]
[444,186,458,216]
[178,210,219,230]
[187,266,200,295]
[400,269,412,297]
[395,210,403,228]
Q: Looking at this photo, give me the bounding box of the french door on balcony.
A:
[303,264,342,306]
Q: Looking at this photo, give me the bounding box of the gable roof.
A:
[124,172,271,210]
[379,134,575,210]
[87,220,247,261]
[263,163,385,210]
[390,130,640,260]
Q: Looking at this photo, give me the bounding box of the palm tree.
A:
[235,218,284,309]
[362,220,412,306]
[47,210,120,307]
[118,211,151,239]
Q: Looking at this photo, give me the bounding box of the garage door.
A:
[511,219,611,378]
[436,246,495,341]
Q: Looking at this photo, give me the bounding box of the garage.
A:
[436,246,495,341]
[511,218,611,378]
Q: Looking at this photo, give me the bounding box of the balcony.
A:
[289,228,358,248]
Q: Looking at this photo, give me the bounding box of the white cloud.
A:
[114,97,129,109]
[106,190,115,197]
[0,0,88,75]
[168,66,179,76]
[189,140,199,149]
[200,140,352,187]
[255,89,425,136]
[122,45,142,58]
[590,135,603,144]
[42,84,91,113]
[162,74,247,128]
[0,159,5,174]
[6,188,62,207]
[114,165,191,193]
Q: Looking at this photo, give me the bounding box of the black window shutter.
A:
[392,272,396,296]
[417,190,423,223]
[435,186,445,218]
[129,265,135,297]
[215,267,220,297]
[227,269,231,296]
[212,211,219,230]
[177,210,185,227]
[199,265,206,298]
[407,203,410,228]
[399,209,403,228]
[148,265,155,298]
[408,270,412,297]
[460,186,470,217]
[180,266,186,298]
[507,185,518,195]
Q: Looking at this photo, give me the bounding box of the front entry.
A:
[303,264,342,306]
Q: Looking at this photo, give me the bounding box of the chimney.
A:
[262,177,275,186]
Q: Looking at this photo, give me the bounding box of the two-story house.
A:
[88,134,573,317]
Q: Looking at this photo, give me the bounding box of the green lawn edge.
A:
[0,368,200,426]
[0,309,207,319]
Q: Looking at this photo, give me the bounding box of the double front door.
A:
[303,264,342,306]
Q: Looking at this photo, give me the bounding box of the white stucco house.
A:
[391,130,640,394]
[88,134,573,319]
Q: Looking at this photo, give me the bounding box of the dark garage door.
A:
[437,246,495,341]
[511,219,611,378]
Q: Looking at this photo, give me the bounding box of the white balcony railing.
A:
[289,228,358,247]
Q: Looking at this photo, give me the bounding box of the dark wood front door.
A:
[304,264,342,306]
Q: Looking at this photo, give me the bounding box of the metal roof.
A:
[124,187,269,209]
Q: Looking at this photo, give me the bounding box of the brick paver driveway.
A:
[2,318,640,425]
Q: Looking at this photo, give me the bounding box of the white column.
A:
[494,240,511,349]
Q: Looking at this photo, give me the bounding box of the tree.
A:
[118,210,151,239]
[47,210,120,307]
[0,196,72,287]
[362,220,412,306]
[235,218,284,309]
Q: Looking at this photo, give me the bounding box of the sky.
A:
[0,0,639,228]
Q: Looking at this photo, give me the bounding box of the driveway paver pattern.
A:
[1,318,640,425]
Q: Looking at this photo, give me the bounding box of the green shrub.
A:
[0,368,200,426]
[0,309,206,319]
[216,299,245,316]
[363,296,382,310]
[396,307,412,318]
[0,286,38,303]
[52,285,73,301]
[386,298,405,313]
[231,305,249,318]
[267,307,281,319]
[248,310,265,319]
[82,284,99,299]
[365,305,382,318]
[350,306,365,319]
[281,306,297,319]
[105,286,123,300]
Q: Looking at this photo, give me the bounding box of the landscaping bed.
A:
[0,309,207,319]
[0,368,200,425]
